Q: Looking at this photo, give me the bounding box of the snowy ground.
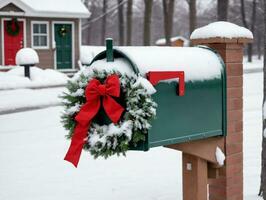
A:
[0,67,68,90]
[0,59,263,200]
[243,71,263,200]
[0,106,183,200]
[244,57,263,73]
[0,66,67,114]
[0,87,65,114]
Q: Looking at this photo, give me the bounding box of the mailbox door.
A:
[148,79,224,148]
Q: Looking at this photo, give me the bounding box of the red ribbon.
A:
[64,74,124,167]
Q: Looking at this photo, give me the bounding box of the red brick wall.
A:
[204,43,244,200]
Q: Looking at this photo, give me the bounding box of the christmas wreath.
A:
[62,69,157,167]
[6,18,20,36]
[58,26,68,37]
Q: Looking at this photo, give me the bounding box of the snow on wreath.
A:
[61,69,157,167]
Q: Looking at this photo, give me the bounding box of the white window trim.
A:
[31,21,49,50]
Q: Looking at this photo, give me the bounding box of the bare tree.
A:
[162,0,175,46]
[241,0,257,62]
[240,0,248,27]
[260,1,266,198]
[186,0,197,36]
[83,0,94,44]
[81,0,104,45]
[101,0,107,45]
[217,0,229,21]
[143,0,153,46]
[256,0,264,60]
[258,31,262,60]
[249,0,257,62]
[126,0,133,45]
[117,0,125,45]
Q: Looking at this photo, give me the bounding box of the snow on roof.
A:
[0,0,90,18]
[190,21,253,40]
[84,46,224,82]
[155,36,189,46]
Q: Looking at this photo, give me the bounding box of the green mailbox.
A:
[89,45,226,151]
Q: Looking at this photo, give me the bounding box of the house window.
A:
[31,22,49,49]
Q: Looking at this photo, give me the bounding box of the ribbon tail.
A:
[103,96,124,123]
[64,100,100,167]
[64,123,89,167]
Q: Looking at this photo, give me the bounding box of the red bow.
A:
[64,74,124,167]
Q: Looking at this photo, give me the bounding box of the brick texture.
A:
[191,37,252,45]
[203,43,244,200]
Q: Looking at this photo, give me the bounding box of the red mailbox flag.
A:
[147,71,185,96]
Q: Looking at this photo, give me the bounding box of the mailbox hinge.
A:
[147,71,185,96]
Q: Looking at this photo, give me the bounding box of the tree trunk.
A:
[126,0,133,46]
[83,0,93,44]
[143,0,153,46]
[217,0,228,21]
[117,0,125,46]
[188,0,197,36]
[248,0,257,62]
[260,1,266,198]
[247,44,253,62]
[162,0,175,46]
[258,32,262,60]
[101,0,107,45]
[240,0,248,28]
[241,0,257,62]
[162,0,169,46]
[249,0,257,62]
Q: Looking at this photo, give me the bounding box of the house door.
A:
[54,24,72,69]
[3,19,24,65]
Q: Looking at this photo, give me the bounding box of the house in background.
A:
[0,0,90,73]
[155,36,189,47]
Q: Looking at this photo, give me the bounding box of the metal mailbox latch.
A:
[146,71,185,96]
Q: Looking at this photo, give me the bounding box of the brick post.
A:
[191,38,252,200]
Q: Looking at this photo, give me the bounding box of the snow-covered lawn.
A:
[243,72,263,200]
[244,57,263,73]
[0,67,68,90]
[0,66,68,114]
[0,106,183,200]
[0,87,65,114]
[0,69,263,199]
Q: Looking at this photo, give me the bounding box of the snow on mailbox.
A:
[62,39,226,167]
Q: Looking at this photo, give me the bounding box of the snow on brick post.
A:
[190,22,253,200]
[16,48,39,79]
